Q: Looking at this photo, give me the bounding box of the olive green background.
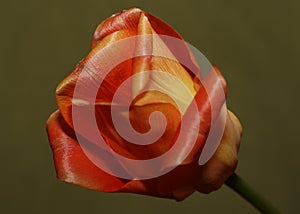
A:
[1,0,299,213]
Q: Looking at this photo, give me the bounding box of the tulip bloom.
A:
[46,8,241,201]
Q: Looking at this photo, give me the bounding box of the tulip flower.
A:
[46,8,279,213]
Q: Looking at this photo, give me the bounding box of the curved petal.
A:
[180,65,227,165]
[46,110,129,192]
[56,29,136,128]
[146,12,201,80]
[130,13,197,112]
[93,99,181,160]
[46,110,198,201]
[91,8,142,48]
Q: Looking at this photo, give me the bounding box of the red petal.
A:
[181,65,227,165]
[91,8,142,48]
[46,110,127,192]
[46,110,198,200]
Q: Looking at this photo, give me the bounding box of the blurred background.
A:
[1,0,299,213]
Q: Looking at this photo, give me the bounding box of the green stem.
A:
[225,173,280,214]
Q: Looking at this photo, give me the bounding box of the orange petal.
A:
[93,99,181,160]
[130,13,197,113]
[56,29,136,128]
[146,11,201,80]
